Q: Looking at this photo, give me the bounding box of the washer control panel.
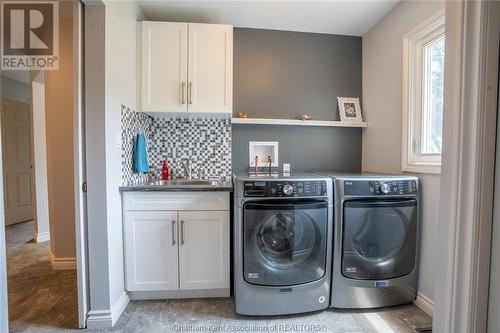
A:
[244,181,327,197]
[344,180,417,196]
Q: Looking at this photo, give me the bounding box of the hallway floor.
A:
[6,221,78,332]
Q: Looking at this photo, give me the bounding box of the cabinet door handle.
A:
[188,82,193,105]
[171,220,176,245]
[181,82,186,104]
[180,220,185,245]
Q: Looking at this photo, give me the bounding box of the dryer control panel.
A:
[344,180,417,196]
[244,181,327,197]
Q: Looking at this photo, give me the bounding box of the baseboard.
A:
[129,288,230,300]
[414,292,433,316]
[86,292,130,329]
[33,231,50,243]
[48,251,76,270]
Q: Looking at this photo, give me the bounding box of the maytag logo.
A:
[1,1,59,70]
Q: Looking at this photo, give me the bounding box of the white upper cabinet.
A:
[140,21,233,114]
[187,24,233,114]
[141,22,188,113]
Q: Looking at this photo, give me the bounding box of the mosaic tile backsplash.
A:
[121,105,153,185]
[121,106,232,185]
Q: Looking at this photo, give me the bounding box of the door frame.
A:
[0,1,89,330]
[0,123,8,333]
[73,1,89,328]
[433,1,500,332]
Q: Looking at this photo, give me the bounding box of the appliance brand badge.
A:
[247,273,259,279]
[1,1,59,70]
[375,281,389,288]
[279,288,292,293]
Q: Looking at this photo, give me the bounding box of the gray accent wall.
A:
[232,28,362,173]
[234,28,362,120]
[232,125,362,173]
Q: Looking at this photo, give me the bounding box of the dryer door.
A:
[243,200,328,286]
[342,199,417,280]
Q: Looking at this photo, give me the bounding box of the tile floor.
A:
[90,298,432,333]
[5,221,433,333]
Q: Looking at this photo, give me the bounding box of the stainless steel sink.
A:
[148,179,220,186]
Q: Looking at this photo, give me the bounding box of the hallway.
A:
[6,221,78,332]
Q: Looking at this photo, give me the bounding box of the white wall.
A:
[0,76,31,104]
[105,0,143,317]
[31,72,51,243]
[362,0,445,309]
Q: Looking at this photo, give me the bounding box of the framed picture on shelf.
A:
[337,97,363,123]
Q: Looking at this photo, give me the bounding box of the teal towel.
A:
[133,134,149,174]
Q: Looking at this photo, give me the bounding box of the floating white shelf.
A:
[231,117,367,128]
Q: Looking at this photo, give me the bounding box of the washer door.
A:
[243,200,328,286]
[342,199,417,280]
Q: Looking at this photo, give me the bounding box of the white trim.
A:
[402,9,445,174]
[48,251,76,270]
[0,110,8,333]
[33,230,50,243]
[232,117,368,128]
[433,1,498,332]
[414,292,434,317]
[129,288,230,300]
[86,292,130,329]
[73,1,88,329]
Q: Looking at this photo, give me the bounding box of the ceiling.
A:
[137,0,400,36]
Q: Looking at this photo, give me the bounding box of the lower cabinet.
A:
[122,192,230,298]
[178,211,229,290]
[124,211,179,291]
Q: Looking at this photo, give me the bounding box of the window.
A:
[403,10,445,174]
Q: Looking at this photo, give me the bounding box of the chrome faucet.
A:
[178,160,193,179]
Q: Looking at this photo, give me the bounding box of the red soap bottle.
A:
[161,160,169,180]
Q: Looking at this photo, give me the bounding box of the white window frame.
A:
[402,9,445,174]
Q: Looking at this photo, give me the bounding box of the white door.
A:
[178,211,230,290]
[141,21,188,113]
[1,99,34,225]
[124,211,179,291]
[187,23,233,113]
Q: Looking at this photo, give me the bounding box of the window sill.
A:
[402,163,441,175]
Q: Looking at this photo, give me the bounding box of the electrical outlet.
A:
[283,163,291,173]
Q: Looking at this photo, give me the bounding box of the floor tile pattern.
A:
[5,222,433,333]
[6,221,78,333]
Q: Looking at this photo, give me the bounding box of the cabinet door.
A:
[141,22,188,113]
[178,211,230,290]
[124,211,179,291]
[187,23,233,113]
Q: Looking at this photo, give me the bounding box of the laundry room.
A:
[1,1,499,333]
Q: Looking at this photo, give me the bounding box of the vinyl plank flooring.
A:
[6,220,78,332]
